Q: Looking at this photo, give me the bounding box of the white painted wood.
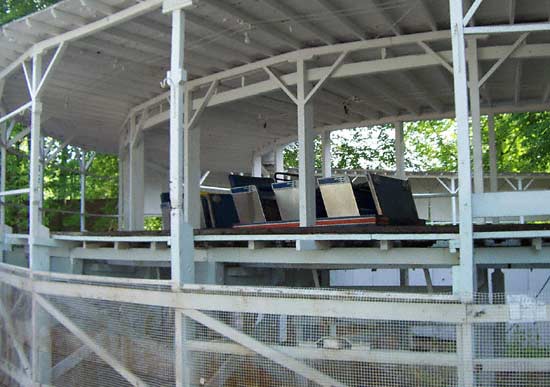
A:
[297,59,315,227]
[472,191,550,217]
[0,0,165,81]
[31,279,467,323]
[0,188,30,197]
[185,339,458,366]
[394,122,405,179]
[304,51,348,103]
[449,0,475,298]
[465,23,550,34]
[169,9,195,287]
[275,145,285,172]
[321,130,332,178]
[128,115,145,230]
[182,308,347,387]
[35,295,151,387]
[7,127,30,147]
[185,30,450,90]
[162,0,193,13]
[479,33,528,87]
[51,340,93,380]
[0,102,32,125]
[463,0,485,27]
[0,359,33,387]
[487,114,498,193]
[183,87,200,230]
[0,297,31,376]
[252,153,262,177]
[34,43,66,99]
[467,38,483,194]
[186,80,217,131]
[263,66,298,104]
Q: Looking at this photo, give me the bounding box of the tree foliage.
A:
[0,0,59,25]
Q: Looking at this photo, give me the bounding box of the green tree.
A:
[0,0,59,25]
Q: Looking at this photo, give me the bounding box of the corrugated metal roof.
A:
[0,0,549,173]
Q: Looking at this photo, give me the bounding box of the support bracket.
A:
[182,308,347,387]
[264,66,298,104]
[35,294,151,387]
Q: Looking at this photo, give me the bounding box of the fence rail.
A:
[0,264,548,387]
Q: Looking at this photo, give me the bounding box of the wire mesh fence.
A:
[0,264,549,387]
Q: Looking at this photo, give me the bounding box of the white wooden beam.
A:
[418,41,453,73]
[35,295,151,387]
[465,23,550,35]
[449,0,475,299]
[187,80,218,130]
[297,59,316,228]
[44,136,74,164]
[463,0,485,27]
[394,121,405,179]
[305,51,348,104]
[51,339,93,380]
[467,38,484,194]
[185,30,450,90]
[35,43,66,99]
[182,308,347,387]
[0,102,32,124]
[0,297,31,376]
[479,33,528,87]
[321,130,332,178]
[264,66,298,104]
[0,0,165,81]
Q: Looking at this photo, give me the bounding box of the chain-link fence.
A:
[0,263,549,387]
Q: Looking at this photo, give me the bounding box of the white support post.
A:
[169,9,195,288]
[487,114,498,193]
[467,38,484,194]
[394,121,405,179]
[321,131,332,178]
[451,177,458,225]
[252,153,262,177]
[297,59,316,228]
[128,115,145,230]
[79,150,86,232]
[275,145,285,173]
[28,51,52,385]
[449,0,475,300]
[518,177,524,224]
[183,87,200,231]
[0,81,6,232]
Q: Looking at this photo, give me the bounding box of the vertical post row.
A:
[467,38,484,194]
[321,130,332,178]
[80,150,86,232]
[252,153,262,177]
[487,114,498,193]
[297,59,316,227]
[275,145,285,173]
[170,9,194,287]
[449,0,475,299]
[394,121,405,179]
[0,80,6,232]
[29,52,52,384]
[128,115,145,230]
